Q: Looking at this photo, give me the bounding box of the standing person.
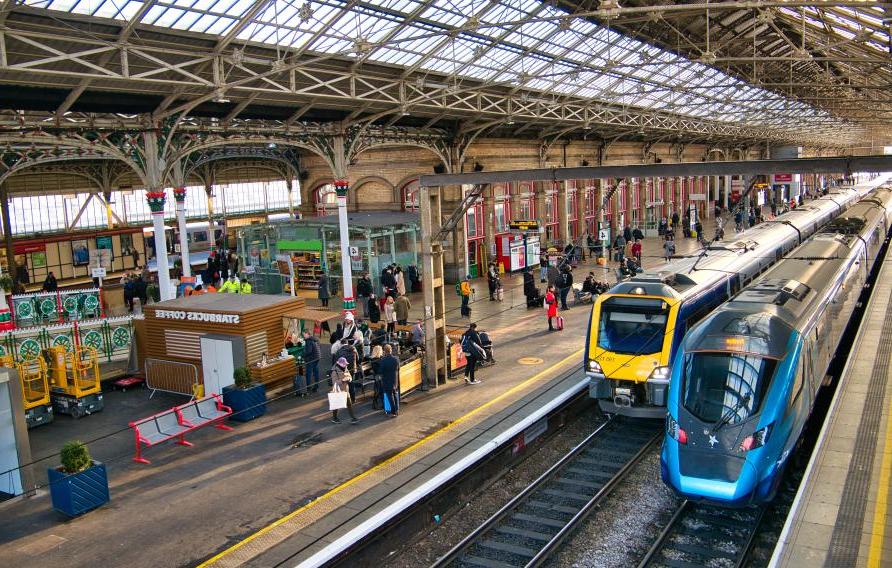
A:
[239,276,252,294]
[379,344,400,416]
[384,296,397,334]
[487,262,499,301]
[394,294,411,326]
[545,286,559,331]
[131,247,141,269]
[523,268,537,305]
[613,233,626,264]
[539,253,548,283]
[631,238,642,264]
[461,322,484,385]
[318,272,330,307]
[395,266,406,297]
[411,318,425,348]
[356,272,373,318]
[458,275,472,317]
[302,330,321,393]
[623,225,633,245]
[367,293,381,323]
[42,271,58,292]
[220,275,237,293]
[632,226,644,242]
[663,235,676,262]
[558,265,573,311]
[382,266,397,297]
[123,274,135,312]
[329,357,358,424]
[671,211,680,232]
[587,234,597,257]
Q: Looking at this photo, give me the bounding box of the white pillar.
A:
[147,191,174,300]
[334,180,355,313]
[173,187,191,277]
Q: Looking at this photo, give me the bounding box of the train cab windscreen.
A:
[681,352,777,425]
[597,297,669,356]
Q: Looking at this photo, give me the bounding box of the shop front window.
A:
[466,206,479,238]
[403,180,419,211]
[494,203,507,232]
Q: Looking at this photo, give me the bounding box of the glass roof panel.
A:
[21,0,858,133]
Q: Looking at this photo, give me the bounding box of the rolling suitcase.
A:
[555,316,564,331]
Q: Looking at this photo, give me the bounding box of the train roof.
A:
[683,308,795,359]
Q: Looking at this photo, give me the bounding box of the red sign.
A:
[14,243,46,254]
[774,173,793,182]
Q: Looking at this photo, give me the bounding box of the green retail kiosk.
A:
[237,212,421,294]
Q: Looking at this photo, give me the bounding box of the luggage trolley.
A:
[49,346,104,418]
[18,357,53,428]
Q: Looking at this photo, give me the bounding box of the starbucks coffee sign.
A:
[154,309,240,324]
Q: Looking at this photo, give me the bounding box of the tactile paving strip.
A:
[825,280,892,567]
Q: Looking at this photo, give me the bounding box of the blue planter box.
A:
[223,383,267,422]
[47,461,110,517]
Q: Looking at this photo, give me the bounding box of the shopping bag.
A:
[328,388,349,410]
[383,392,392,413]
[556,316,564,331]
[496,287,504,301]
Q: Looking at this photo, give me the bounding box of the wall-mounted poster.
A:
[31,251,47,268]
[72,239,89,266]
[96,236,113,250]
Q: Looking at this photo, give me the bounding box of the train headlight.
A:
[739,424,772,452]
[588,360,602,373]
[666,414,687,445]
[648,365,671,382]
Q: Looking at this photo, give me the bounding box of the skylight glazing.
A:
[22,0,853,131]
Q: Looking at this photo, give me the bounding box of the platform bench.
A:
[129,394,233,464]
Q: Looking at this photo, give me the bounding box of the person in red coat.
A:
[545,286,559,331]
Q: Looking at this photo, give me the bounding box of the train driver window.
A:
[790,353,806,406]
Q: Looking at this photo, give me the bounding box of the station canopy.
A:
[22,0,879,139]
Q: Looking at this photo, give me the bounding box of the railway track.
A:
[431,416,661,568]
[638,501,763,568]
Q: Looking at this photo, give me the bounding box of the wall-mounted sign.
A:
[91,267,107,278]
[154,309,241,324]
[774,173,793,182]
[509,220,540,232]
[96,236,113,250]
[14,243,46,255]
[689,193,707,201]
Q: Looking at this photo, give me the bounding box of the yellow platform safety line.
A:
[867,392,892,567]
[199,347,584,568]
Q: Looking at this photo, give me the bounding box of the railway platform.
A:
[0,227,710,568]
[772,240,892,567]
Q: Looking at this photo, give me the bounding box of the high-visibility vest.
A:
[239,282,252,294]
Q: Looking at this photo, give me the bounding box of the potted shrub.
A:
[47,441,110,517]
[222,366,266,422]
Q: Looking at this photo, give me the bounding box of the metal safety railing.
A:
[145,358,200,399]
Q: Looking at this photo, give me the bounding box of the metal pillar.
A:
[146,190,174,300]
[173,187,191,278]
[420,184,446,389]
[0,185,13,330]
[334,180,355,313]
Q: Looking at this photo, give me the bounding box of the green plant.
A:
[233,367,251,389]
[146,284,160,302]
[60,441,92,474]
[0,274,11,293]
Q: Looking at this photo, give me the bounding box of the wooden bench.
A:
[129,394,233,464]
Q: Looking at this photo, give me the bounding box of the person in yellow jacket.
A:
[219,276,238,293]
[239,277,252,294]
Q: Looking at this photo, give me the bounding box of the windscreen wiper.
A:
[711,392,751,434]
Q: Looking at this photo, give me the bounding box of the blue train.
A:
[661,184,892,505]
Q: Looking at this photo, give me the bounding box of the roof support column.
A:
[146,190,174,301]
[419,184,446,389]
[0,183,14,330]
[173,187,190,278]
[482,185,495,270]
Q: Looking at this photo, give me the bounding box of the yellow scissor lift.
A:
[48,346,104,418]
[0,354,53,428]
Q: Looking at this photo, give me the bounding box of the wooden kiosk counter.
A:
[139,294,304,396]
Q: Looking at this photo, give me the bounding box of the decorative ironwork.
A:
[145,191,166,212]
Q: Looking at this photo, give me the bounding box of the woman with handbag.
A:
[545,286,559,332]
[329,357,359,424]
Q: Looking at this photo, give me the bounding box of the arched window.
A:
[402,180,419,211]
[315,184,337,216]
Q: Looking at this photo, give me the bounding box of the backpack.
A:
[455,282,462,296]
[461,333,472,354]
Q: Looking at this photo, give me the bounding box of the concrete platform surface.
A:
[772,242,892,568]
